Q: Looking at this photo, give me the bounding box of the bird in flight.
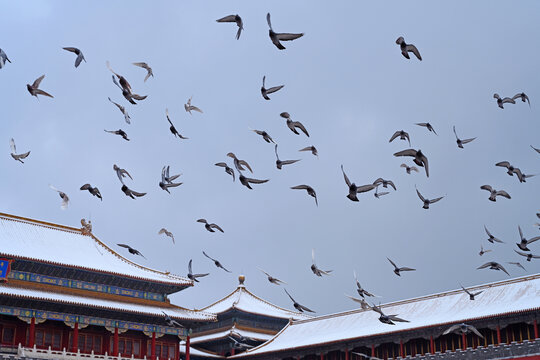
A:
[49,185,69,209]
[415,187,444,209]
[227,152,253,173]
[415,122,437,135]
[188,259,209,282]
[251,129,275,144]
[184,96,203,115]
[107,61,147,104]
[121,184,146,199]
[460,284,483,300]
[261,76,284,100]
[373,178,396,191]
[516,225,540,251]
[80,184,102,201]
[216,14,243,40]
[484,226,504,244]
[400,163,419,174]
[9,139,30,164]
[0,48,11,69]
[27,75,53,99]
[341,165,376,202]
[389,130,410,146]
[371,303,409,325]
[480,185,510,202]
[275,144,301,170]
[215,162,235,182]
[165,109,189,140]
[62,47,86,67]
[477,261,510,276]
[117,244,146,259]
[162,311,183,327]
[104,129,129,141]
[353,270,377,298]
[238,171,269,190]
[203,251,231,273]
[387,258,416,276]
[493,93,516,109]
[393,149,429,177]
[159,165,182,193]
[197,219,224,233]
[299,145,318,157]
[266,13,304,50]
[108,97,131,124]
[345,294,370,310]
[280,112,310,137]
[259,269,286,285]
[291,185,318,206]
[453,126,476,149]
[514,249,540,262]
[512,92,530,107]
[444,323,483,338]
[284,288,314,313]
[158,228,175,244]
[396,36,422,60]
[311,249,332,277]
[495,161,525,183]
[132,62,153,82]
[478,245,491,256]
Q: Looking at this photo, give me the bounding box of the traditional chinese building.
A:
[234,274,540,360]
[0,213,216,360]
[189,275,310,357]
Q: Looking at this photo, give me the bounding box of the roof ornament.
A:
[238,274,245,286]
[80,218,92,235]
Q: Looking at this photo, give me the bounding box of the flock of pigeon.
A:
[3,9,538,339]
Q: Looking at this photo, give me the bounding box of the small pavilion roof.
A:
[198,275,311,321]
[235,274,540,357]
[0,283,215,321]
[0,213,191,287]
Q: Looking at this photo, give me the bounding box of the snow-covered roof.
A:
[0,213,191,286]
[236,274,540,357]
[199,277,310,321]
[0,284,215,321]
[191,327,274,345]
[180,343,224,358]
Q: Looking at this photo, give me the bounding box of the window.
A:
[1,327,15,345]
[71,333,102,354]
[33,329,62,350]
[110,337,141,357]
[147,340,177,359]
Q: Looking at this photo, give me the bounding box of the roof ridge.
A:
[240,286,310,318]
[198,287,240,311]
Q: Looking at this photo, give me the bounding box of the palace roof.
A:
[235,274,540,357]
[0,213,191,287]
[198,276,311,321]
[0,283,215,321]
[191,326,274,345]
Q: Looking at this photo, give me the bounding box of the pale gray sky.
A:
[2,1,540,315]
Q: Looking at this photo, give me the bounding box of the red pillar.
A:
[345,349,349,360]
[400,340,404,358]
[28,317,35,348]
[186,335,190,360]
[320,353,324,360]
[175,339,180,360]
[430,336,435,354]
[151,331,156,360]
[112,327,118,356]
[461,333,467,350]
[534,320,539,339]
[496,326,501,345]
[231,348,236,356]
[371,344,375,357]
[71,322,79,353]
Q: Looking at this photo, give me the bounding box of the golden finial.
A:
[238,274,245,286]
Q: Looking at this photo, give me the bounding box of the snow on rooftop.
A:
[180,343,224,358]
[191,327,274,345]
[0,213,191,286]
[0,284,215,321]
[236,274,540,357]
[199,279,311,321]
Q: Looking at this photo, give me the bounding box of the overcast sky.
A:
[1,1,540,316]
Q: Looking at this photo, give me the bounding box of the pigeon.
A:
[393,149,429,177]
[275,144,301,170]
[387,258,415,276]
[228,336,254,350]
[484,226,504,244]
[27,75,53,98]
[184,96,203,115]
[49,185,69,209]
[251,129,275,143]
[121,185,146,199]
[284,289,314,313]
[159,166,182,193]
[374,187,390,199]
[197,219,224,233]
[216,14,243,40]
[479,245,491,256]
[202,251,231,273]
[132,62,153,82]
[507,262,526,271]
[117,244,146,259]
[345,295,370,310]
[477,262,510,276]
[480,185,511,202]
[514,249,540,262]
[280,112,309,137]
[158,228,175,244]
[107,61,147,104]
[299,145,318,157]
[495,161,524,182]
[311,249,332,277]
[493,93,516,109]
[104,129,129,141]
[516,225,540,251]
[239,171,269,190]
[165,109,189,139]
[215,162,235,182]
[341,165,376,201]
[531,145,540,154]
[0,48,11,69]
[415,122,436,135]
[162,311,183,327]
[416,187,444,209]
[108,97,131,124]
[113,164,133,184]
[519,173,536,183]
[373,178,396,191]
[259,269,286,285]
[9,139,30,163]
[400,163,419,174]
[453,126,476,149]
[389,130,410,146]
[512,92,530,107]
[62,47,86,67]
[80,184,102,200]
[396,36,422,60]
[188,259,209,282]
[353,270,376,298]
[266,13,304,50]
[460,284,483,300]
[444,323,483,338]
[261,76,284,100]
[290,185,318,206]
[227,153,253,173]
[371,303,409,325]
